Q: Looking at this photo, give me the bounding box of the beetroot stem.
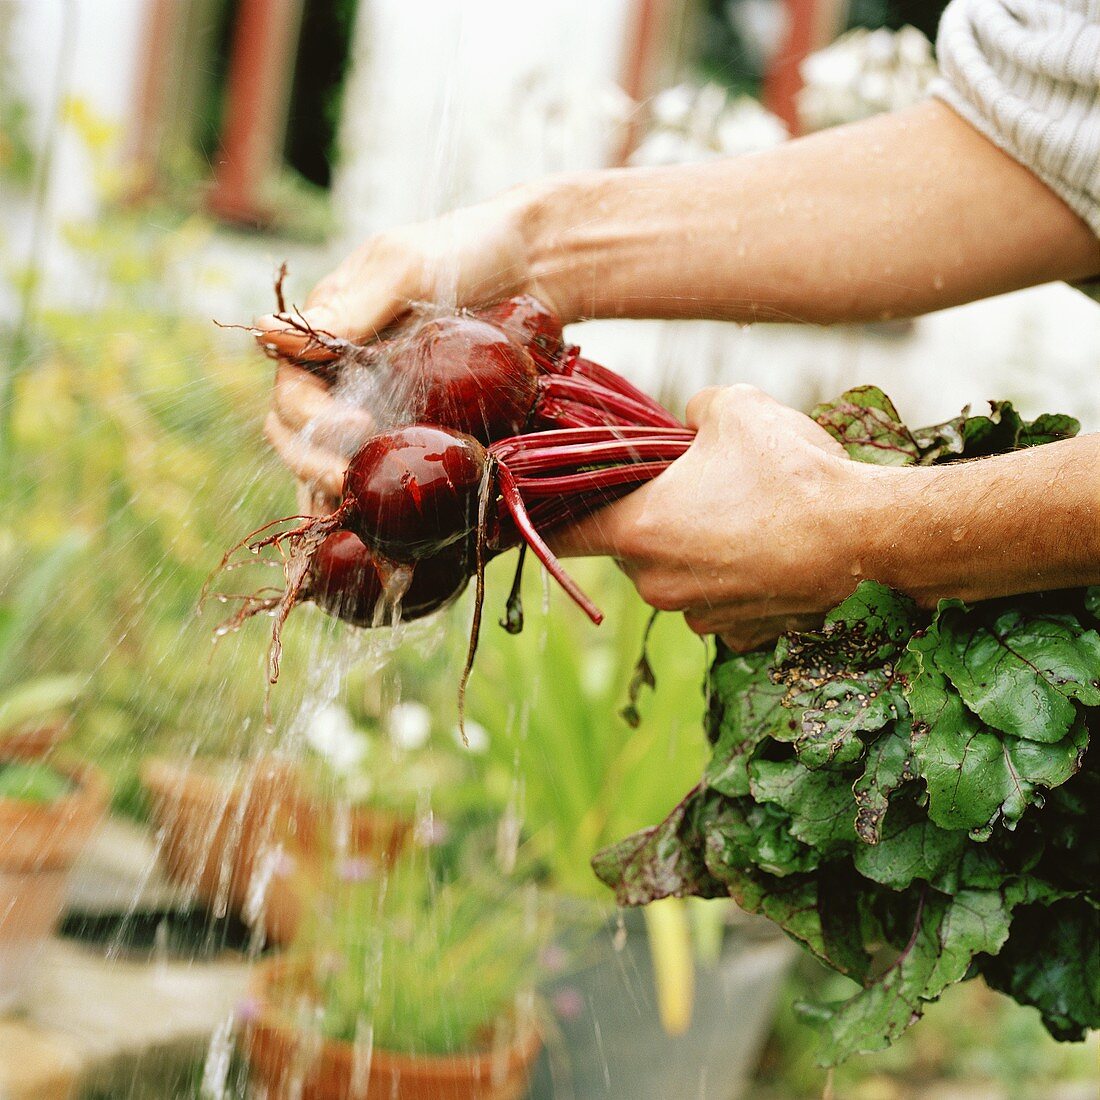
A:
[457,459,495,743]
[495,464,604,625]
[504,437,691,472]
[539,375,679,428]
[567,356,682,427]
[515,461,676,498]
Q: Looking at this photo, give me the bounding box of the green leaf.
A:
[749,759,858,854]
[818,887,1012,1064]
[811,386,920,465]
[735,871,873,982]
[590,787,727,906]
[852,797,968,891]
[771,582,917,769]
[703,799,821,879]
[911,412,968,464]
[979,897,1099,1041]
[907,648,1088,835]
[932,604,1100,742]
[852,723,914,844]
[704,648,790,797]
[1015,412,1081,447]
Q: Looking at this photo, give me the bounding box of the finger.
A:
[264,412,348,499]
[706,613,823,652]
[545,494,641,559]
[273,363,373,456]
[253,312,342,364]
[303,274,411,345]
[684,386,722,431]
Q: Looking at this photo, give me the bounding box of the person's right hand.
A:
[256,187,560,500]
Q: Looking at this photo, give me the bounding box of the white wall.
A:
[1,0,148,312]
[333,0,634,240]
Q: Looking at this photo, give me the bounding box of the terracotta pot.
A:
[0,718,70,759]
[245,960,542,1100]
[0,757,108,1011]
[141,758,410,945]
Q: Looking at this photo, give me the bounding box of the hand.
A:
[551,385,865,652]
[255,189,556,498]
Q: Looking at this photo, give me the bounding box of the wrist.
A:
[512,170,613,324]
[831,463,944,608]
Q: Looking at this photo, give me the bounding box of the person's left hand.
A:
[550,384,868,652]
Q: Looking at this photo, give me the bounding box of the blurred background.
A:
[0,1,1097,1097]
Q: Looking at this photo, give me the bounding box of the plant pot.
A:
[528,907,795,1100]
[0,718,70,759]
[0,757,108,1011]
[244,959,543,1100]
[141,758,410,946]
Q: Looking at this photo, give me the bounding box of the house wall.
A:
[2,0,148,313]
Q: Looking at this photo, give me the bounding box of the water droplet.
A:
[951,526,966,542]
[613,911,628,951]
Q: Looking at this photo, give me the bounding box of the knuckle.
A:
[634,573,682,613]
[684,386,722,428]
[683,612,712,636]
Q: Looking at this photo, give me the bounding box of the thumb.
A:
[545,496,636,559]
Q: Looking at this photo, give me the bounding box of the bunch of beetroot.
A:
[211,293,692,694]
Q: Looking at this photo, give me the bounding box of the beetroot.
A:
[309,531,469,626]
[216,291,694,716]
[341,424,487,560]
[388,316,538,442]
[473,294,564,357]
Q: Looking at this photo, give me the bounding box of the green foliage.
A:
[0,532,88,733]
[286,837,545,1056]
[595,388,1099,1064]
[0,759,73,803]
[465,559,712,899]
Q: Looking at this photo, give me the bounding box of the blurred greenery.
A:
[1,95,1092,1096]
[286,830,546,1056]
[0,759,73,803]
[750,954,1098,1099]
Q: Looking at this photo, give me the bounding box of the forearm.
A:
[852,436,1100,606]
[521,100,1100,326]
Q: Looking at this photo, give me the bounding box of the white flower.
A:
[453,718,489,754]
[306,705,368,772]
[387,701,432,750]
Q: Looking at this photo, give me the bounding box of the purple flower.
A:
[337,856,377,882]
[539,944,568,973]
[551,988,585,1021]
[235,996,263,1024]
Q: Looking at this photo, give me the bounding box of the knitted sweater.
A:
[933,0,1100,248]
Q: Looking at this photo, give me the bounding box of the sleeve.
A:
[932,0,1100,240]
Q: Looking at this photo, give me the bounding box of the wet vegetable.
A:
[593,388,1098,1065]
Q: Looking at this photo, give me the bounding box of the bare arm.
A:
[550,387,1100,651]
[524,100,1100,325]
[258,100,1098,492]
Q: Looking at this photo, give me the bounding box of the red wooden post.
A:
[615,0,685,166]
[208,0,304,226]
[763,0,845,135]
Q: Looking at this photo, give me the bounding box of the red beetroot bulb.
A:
[473,294,564,358]
[342,424,488,560]
[390,315,538,442]
[309,531,469,626]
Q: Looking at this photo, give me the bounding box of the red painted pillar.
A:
[763,0,845,135]
[208,0,303,226]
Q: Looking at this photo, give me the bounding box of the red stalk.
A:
[494,463,604,625]
[536,375,676,429]
[514,461,678,498]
